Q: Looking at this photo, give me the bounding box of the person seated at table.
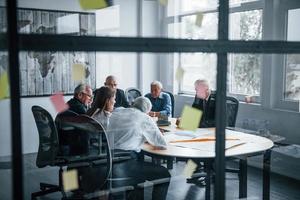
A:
[107,97,170,200]
[145,80,172,117]
[177,79,216,128]
[94,75,129,108]
[67,83,93,114]
[86,86,116,129]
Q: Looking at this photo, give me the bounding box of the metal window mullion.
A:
[215,0,229,200]
[6,0,24,200]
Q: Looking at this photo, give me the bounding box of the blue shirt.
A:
[145,92,172,116]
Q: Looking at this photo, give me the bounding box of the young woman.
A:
[86,86,116,129]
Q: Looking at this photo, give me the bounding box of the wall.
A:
[0,0,148,156]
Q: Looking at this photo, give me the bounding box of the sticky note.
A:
[50,92,69,113]
[182,159,197,178]
[175,66,185,81]
[179,105,202,131]
[62,169,79,192]
[0,71,9,100]
[195,12,204,27]
[159,0,168,6]
[79,0,108,10]
[72,63,85,81]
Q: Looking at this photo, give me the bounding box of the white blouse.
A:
[107,107,167,152]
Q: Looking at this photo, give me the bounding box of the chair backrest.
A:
[32,105,59,168]
[125,87,142,105]
[55,110,82,156]
[64,115,112,191]
[226,96,239,127]
[163,90,175,117]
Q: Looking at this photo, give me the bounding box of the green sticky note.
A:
[195,12,204,27]
[63,169,79,192]
[72,63,85,81]
[79,0,108,10]
[175,66,185,81]
[159,0,168,6]
[182,159,197,178]
[0,71,9,100]
[179,105,202,131]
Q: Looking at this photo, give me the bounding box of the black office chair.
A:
[31,106,112,199]
[163,90,175,117]
[125,87,142,105]
[226,96,239,128]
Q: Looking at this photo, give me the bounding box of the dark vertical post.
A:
[263,149,271,200]
[6,0,23,199]
[215,0,229,200]
[239,158,248,198]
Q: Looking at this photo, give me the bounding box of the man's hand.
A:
[149,111,160,117]
[176,118,181,127]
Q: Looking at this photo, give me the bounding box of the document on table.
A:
[165,131,245,152]
[169,140,245,152]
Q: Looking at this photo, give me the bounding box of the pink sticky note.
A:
[50,92,69,113]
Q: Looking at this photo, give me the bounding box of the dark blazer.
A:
[192,91,216,128]
[115,88,129,108]
[67,97,87,114]
[94,88,129,108]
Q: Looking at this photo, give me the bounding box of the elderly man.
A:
[177,79,216,128]
[145,81,172,117]
[101,75,129,108]
[67,83,93,114]
[107,97,170,200]
[192,79,216,128]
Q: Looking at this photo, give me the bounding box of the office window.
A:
[285,8,300,101]
[167,1,262,99]
[229,10,262,97]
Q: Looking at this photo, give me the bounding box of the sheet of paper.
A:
[50,92,69,113]
[159,0,168,6]
[175,66,184,81]
[72,63,85,81]
[79,0,108,10]
[0,71,9,100]
[62,169,79,192]
[179,105,203,131]
[182,159,197,178]
[195,12,204,27]
[170,140,245,152]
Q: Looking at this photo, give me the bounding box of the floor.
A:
[0,153,300,200]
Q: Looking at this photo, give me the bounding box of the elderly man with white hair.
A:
[106,96,170,200]
[145,80,172,117]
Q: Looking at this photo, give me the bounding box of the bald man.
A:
[95,75,129,108]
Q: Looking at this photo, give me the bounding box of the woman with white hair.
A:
[106,96,170,200]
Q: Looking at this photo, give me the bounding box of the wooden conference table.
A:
[142,118,274,200]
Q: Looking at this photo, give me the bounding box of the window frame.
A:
[165,0,264,102]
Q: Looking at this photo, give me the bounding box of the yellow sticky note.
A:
[182,159,197,178]
[159,0,168,6]
[79,0,108,10]
[175,66,185,81]
[62,169,79,192]
[0,71,9,100]
[179,105,202,131]
[72,63,85,81]
[195,12,204,27]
